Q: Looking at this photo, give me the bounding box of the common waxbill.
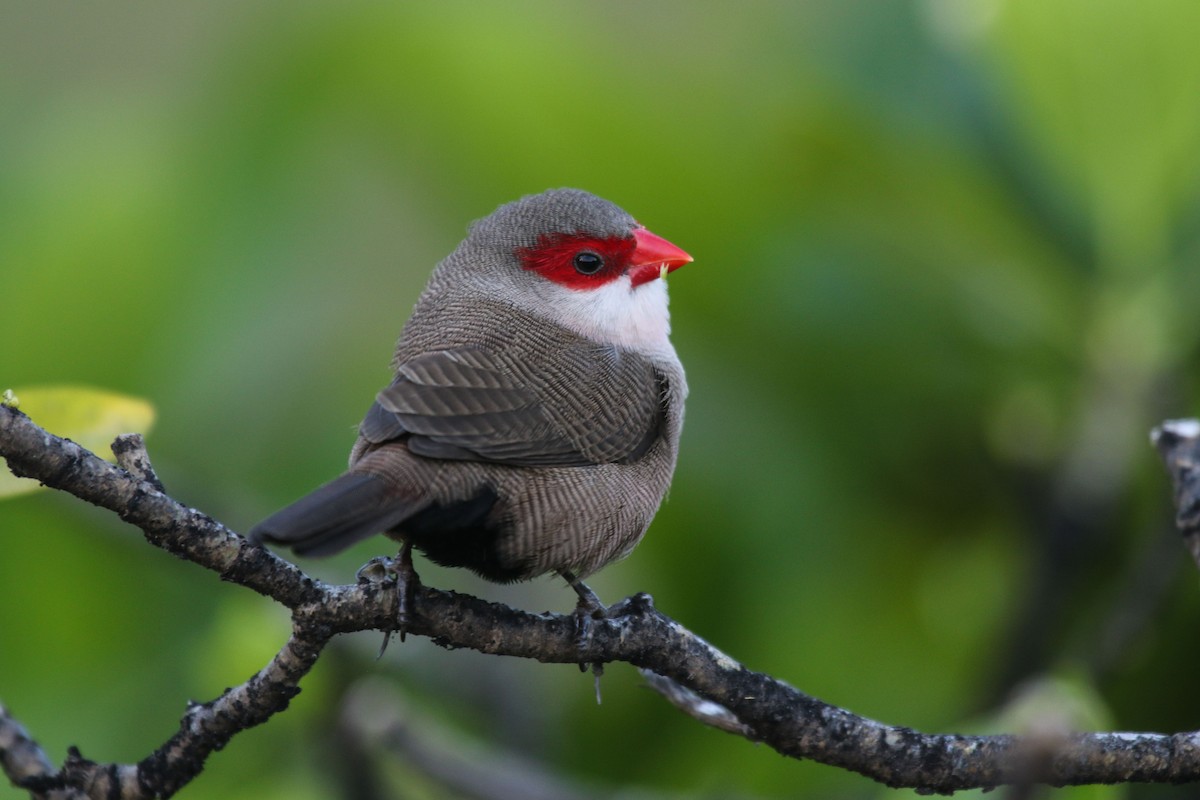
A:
[250,188,691,605]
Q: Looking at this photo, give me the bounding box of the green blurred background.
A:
[4,2,1200,798]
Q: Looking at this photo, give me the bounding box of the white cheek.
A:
[546,276,672,352]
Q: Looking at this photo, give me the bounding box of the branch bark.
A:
[1152,419,1200,569]
[4,403,1200,797]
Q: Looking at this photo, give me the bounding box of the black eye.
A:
[573,251,604,275]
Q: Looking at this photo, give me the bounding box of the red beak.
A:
[628,227,693,287]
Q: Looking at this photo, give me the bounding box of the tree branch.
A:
[0,702,84,800]
[4,403,1200,797]
[1152,419,1200,569]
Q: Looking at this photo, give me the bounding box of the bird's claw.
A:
[571,596,606,651]
[561,570,608,699]
[356,555,397,584]
[359,545,419,657]
[571,602,607,703]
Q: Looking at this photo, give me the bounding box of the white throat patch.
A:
[536,276,672,353]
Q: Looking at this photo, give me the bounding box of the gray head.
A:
[423,188,691,352]
[466,188,638,255]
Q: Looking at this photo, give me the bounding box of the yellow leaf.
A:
[0,385,156,499]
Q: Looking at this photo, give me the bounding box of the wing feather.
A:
[360,343,664,467]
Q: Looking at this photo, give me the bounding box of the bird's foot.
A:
[561,569,607,650]
[392,542,418,640]
[560,570,608,702]
[357,544,419,657]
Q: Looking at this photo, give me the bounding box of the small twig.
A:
[639,669,755,738]
[111,433,165,492]
[0,702,85,800]
[18,625,330,800]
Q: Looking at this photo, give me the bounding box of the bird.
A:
[249,188,691,625]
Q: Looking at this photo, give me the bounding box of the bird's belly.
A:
[398,460,668,583]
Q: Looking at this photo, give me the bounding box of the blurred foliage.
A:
[4,2,1200,798]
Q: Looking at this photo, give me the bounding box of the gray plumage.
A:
[250,189,687,583]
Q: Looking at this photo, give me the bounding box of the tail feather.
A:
[249,472,419,557]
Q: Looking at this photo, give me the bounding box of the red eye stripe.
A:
[515,233,636,290]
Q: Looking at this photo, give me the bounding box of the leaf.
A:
[0,385,156,499]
